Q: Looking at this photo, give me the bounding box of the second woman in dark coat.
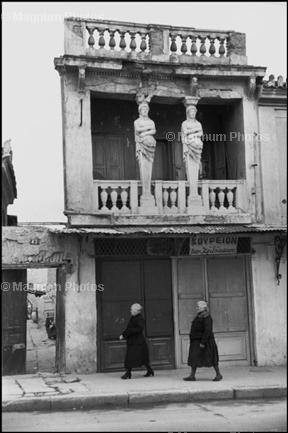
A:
[183,300,223,382]
[119,303,154,379]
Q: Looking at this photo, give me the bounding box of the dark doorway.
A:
[97,258,174,371]
[2,269,27,375]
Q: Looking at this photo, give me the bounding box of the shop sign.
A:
[189,234,238,254]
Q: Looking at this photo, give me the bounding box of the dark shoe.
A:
[212,374,223,381]
[121,371,131,379]
[144,369,154,377]
[183,375,196,381]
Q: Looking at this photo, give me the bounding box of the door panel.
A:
[152,140,172,180]
[100,261,141,344]
[98,259,174,371]
[2,269,27,375]
[207,256,249,363]
[177,258,206,367]
[92,134,125,180]
[178,258,205,335]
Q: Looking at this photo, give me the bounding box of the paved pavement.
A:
[26,320,55,374]
[2,365,286,412]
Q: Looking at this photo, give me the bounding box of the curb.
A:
[2,386,287,412]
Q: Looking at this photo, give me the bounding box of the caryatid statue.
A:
[134,90,157,211]
[181,98,204,210]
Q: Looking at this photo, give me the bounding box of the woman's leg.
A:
[183,366,197,381]
[121,368,132,379]
[144,364,154,377]
[212,364,223,381]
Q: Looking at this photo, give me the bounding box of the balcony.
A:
[67,179,252,226]
[63,17,247,66]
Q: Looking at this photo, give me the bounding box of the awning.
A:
[46,224,287,236]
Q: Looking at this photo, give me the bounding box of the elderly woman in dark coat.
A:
[119,303,154,379]
[183,300,223,382]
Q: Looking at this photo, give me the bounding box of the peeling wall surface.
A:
[258,106,287,225]
[251,234,287,365]
[2,226,97,374]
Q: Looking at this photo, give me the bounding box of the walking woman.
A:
[183,300,223,382]
[119,303,154,379]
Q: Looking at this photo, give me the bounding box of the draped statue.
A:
[181,103,204,209]
[134,89,157,212]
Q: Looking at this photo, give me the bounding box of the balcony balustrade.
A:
[64,17,246,65]
[93,179,246,216]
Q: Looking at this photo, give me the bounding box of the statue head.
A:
[138,101,150,117]
[186,105,197,120]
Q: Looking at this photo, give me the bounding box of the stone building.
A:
[2,18,286,374]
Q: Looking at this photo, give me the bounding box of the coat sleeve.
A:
[200,316,213,345]
[122,316,145,339]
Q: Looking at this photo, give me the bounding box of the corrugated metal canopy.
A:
[47,224,287,236]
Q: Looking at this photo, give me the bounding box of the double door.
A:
[97,259,174,371]
[176,256,251,366]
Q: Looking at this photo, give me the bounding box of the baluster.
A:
[218,188,226,211]
[170,34,177,54]
[163,187,169,212]
[86,26,96,48]
[218,37,225,56]
[209,188,217,211]
[140,33,147,53]
[180,36,188,55]
[190,35,198,56]
[111,189,118,213]
[120,188,129,214]
[119,31,127,50]
[100,187,109,212]
[227,188,235,212]
[209,37,216,56]
[109,30,116,50]
[170,188,178,213]
[129,32,137,55]
[98,29,106,49]
[199,36,207,56]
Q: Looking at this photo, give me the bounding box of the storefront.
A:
[95,234,253,371]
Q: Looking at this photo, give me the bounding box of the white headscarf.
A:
[197,300,208,310]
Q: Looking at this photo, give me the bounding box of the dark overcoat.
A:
[122,313,150,369]
[188,311,219,368]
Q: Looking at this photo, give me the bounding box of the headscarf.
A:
[197,300,208,310]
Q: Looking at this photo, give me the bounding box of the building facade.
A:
[2,18,286,375]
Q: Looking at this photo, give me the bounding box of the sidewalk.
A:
[2,365,287,412]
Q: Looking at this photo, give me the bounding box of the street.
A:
[2,399,286,432]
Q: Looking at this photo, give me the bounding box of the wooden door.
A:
[176,256,250,367]
[97,259,174,371]
[2,269,27,375]
[213,141,227,179]
[207,256,250,363]
[98,260,141,371]
[177,258,206,367]
[144,260,174,367]
[152,140,173,180]
[92,134,124,180]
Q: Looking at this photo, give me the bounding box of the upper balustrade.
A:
[64,17,247,65]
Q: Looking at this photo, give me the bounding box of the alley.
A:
[26,320,56,374]
[2,399,286,432]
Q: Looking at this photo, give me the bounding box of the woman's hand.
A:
[199,343,205,349]
[119,335,124,340]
